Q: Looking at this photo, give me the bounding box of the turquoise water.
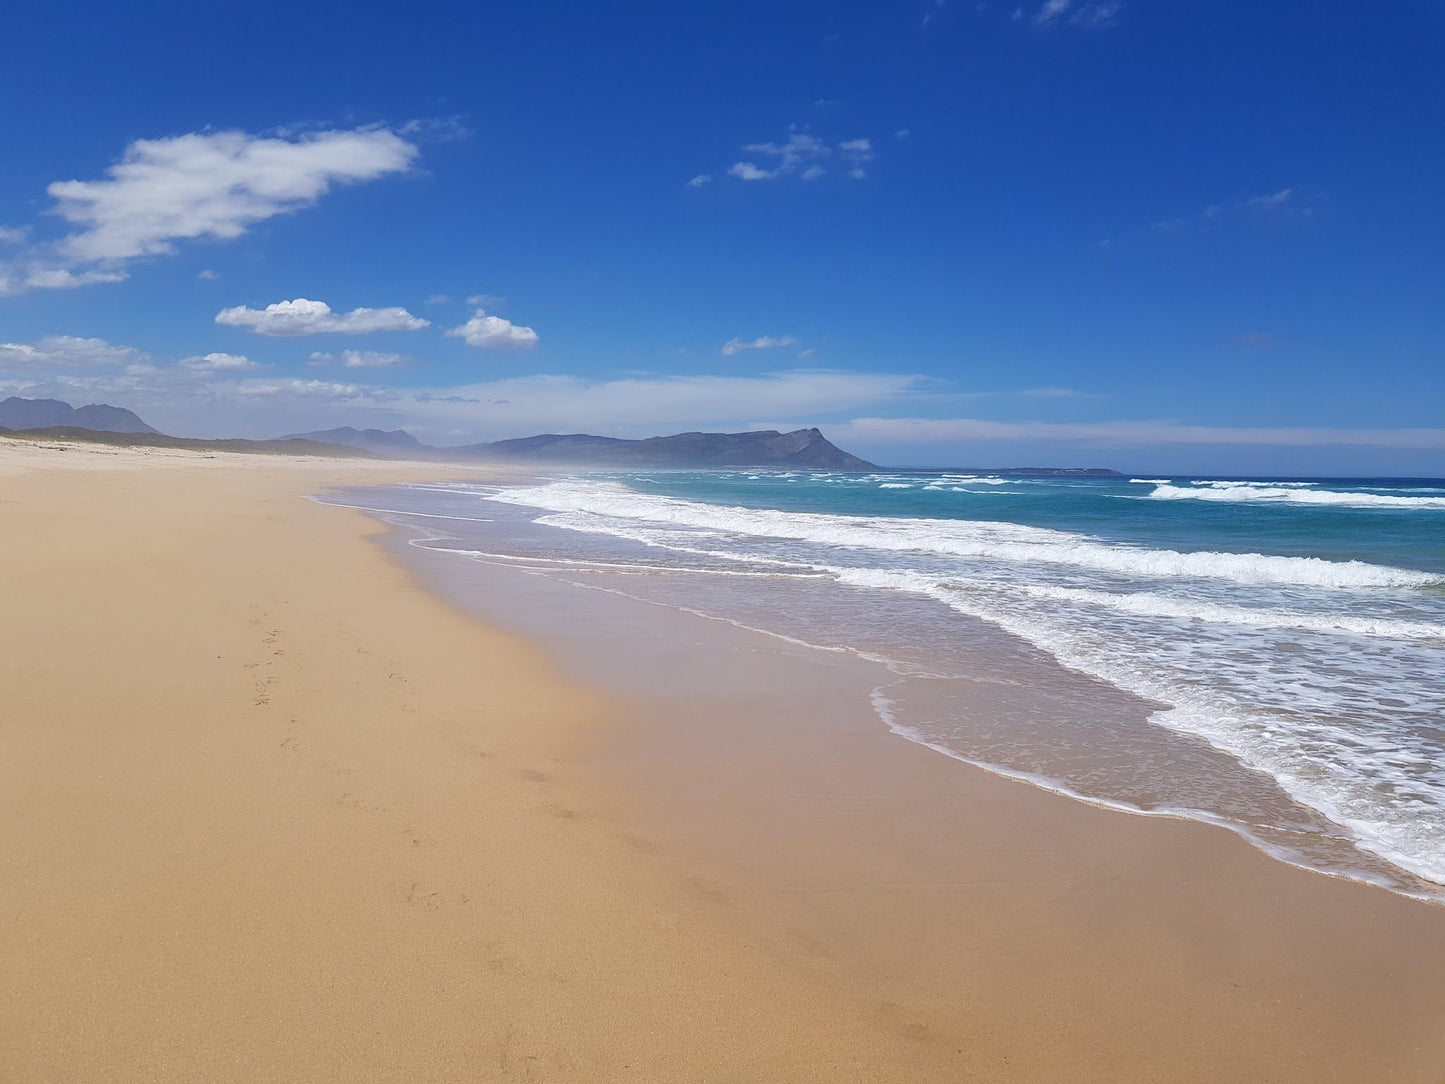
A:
[334,469,1445,901]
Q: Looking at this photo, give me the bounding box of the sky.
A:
[2,0,1443,474]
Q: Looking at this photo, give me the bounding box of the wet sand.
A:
[3,438,1444,1081]
[377,483,1445,1082]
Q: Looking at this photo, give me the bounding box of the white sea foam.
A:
[821,566,1445,886]
[1148,483,1445,508]
[1001,583,1445,640]
[451,475,1445,892]
[485,481,1441,589]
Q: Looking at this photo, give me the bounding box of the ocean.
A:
[330,468,1445,903]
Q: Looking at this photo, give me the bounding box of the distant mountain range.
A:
[1,397,1123,475]
[0,396,158,434]
[285,425,876,469]
[280,426,432,456]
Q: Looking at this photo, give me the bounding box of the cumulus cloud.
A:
[728,162,775,181]
[465,292,507,308]
[215,297,430,336]
[51,127,417,264]
[178,352,259,372]
[1,126,418,294]
[721,335,799,356]
[446,309,539,349]
[0,227,26,244]
[309,349,404,369]
[687,173,712,187]
[0,335,147,369]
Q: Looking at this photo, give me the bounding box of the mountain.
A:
[282,426,431,456]
[456,427,876,469]
[0,397,158,434]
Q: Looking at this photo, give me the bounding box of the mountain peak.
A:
[0,397,158,435]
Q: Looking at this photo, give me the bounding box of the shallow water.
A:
[324,469,1445,902]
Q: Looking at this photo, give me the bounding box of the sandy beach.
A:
[4,438,1445,1082]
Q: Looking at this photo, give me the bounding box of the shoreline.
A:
[343,477,1445,906]
[0,441,956,1080]
[363,475,1445,1080]
[4,440,1445,1081]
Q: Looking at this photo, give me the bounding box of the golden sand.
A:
[2,437,1442,1081]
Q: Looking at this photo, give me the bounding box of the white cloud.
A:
[1021,386,1092,398]
[465,292,507,308]
[232,378,367,400]
[425,293,450,305]
[687,173,712,187]
[7,268,128,291]
[849,168,867,180]
[51,127,417,264]
[722,131,879,184]
[894,129,911,140]
[838,417,1445,450]
[0,227,26,244]
[728,162,775,181]
[1033,0,1071,24]
[179,352,259,372]
[2,126,418,294]
[309,349,404,369]
[1032,0,1121,26]
[744,132,830,169]
[215,298,430,336]
[1246,187,1293,209]
[1071,0,1122,25]
[0,335,147,369]
[722,335,799,356]
[197,269,219,280]
[446,309,539,349]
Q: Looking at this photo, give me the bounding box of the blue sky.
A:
[2,0,1443,473]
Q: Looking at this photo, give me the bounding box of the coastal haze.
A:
[5,2,1445,1082]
